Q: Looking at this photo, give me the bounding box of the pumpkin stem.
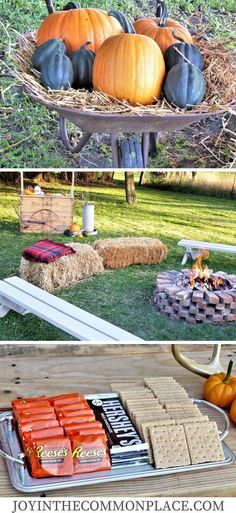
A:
[224,360,234,384]
[81,41,92,50]
[172,30,185,43]
[45,0,55,14]
[156,1,167,18]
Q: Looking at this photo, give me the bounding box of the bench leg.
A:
[0,304,11,318]
[181,251,190,266]
[0,297,29,317]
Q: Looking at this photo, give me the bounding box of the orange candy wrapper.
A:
[16,406,55,420]
[64,421,103,436]
[55,402,90,413]
[19,419,59,436]
[13,400,51,414]
[49,394,85,407]
[22,427,64,452]
[71,433,111,474]
[19,412,57,424]
[27,436,74,478]
[59,414,95,427]
[56,409,94,418]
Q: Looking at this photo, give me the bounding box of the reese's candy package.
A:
[16,406,55,421]
[49,394,85,406]
[59,414,95,427]
[19,412,57,424]
[64,421,103,436]
[55,401,90,413]
[27,436,73,478]
[12,399,50,413]
[22,427,64,452]
[71,433,111,474]
[56,408,93,418]
[19,419,59,436]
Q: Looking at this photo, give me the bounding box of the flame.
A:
[189,250,224,290]
[190,250,210,288]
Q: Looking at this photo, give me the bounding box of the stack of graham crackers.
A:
[110,377,225,469]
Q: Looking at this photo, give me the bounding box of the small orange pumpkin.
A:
[93,33,165,106]
[230,398,236,424]
[204,360,236,408]
[37,8,123,53]
[69,223,80,233]
[133,1,193,54]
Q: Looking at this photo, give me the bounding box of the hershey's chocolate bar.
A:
[87,396,146,453]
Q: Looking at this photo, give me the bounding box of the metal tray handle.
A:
[193,398,230,440]
[0,413,25,466]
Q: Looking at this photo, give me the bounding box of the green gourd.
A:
[108,9,135,33]
[70,41,95,90]
[164,32,204,72]
[164,62,205,109]
[32,39,66,71]
[41,51,73,90]
[63,2,80,10]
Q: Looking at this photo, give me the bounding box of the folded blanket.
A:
[22,239,76,264]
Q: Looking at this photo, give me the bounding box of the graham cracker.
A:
[141,419,176,464]
[184,421,225,464]
[150,425,191,468]
[175,416,209,425]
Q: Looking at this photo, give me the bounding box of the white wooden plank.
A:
[0,281,116,341]
[3,277,142,341]
[177,240,236,254]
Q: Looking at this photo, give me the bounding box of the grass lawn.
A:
[0,177,235,341]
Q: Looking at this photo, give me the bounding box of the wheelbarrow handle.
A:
[45,0,55,15]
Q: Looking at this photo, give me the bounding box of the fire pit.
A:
[154,254,236,325]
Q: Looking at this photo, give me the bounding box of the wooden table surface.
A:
[0,344,236,497]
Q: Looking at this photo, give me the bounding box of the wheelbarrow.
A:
[23,88,222,168]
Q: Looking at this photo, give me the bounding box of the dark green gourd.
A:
[108,10,135,33]
[33,39,66,71]
[163,62,205,109]
[41,51,73,90]
[164,32,204,72]
[70,41,95,90]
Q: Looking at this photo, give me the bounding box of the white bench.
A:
[0,277,142,341]
[177,239,236,265]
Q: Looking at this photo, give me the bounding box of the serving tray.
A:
[0,395,234,494]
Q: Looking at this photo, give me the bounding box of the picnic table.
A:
[0,344,236,497]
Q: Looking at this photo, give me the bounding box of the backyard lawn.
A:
[0,178,235,341]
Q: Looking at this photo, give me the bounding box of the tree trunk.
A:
[139,172,145,186]
[125,172,136,204]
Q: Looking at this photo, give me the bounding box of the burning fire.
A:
[189,251,223,290]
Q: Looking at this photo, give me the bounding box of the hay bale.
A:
[20,243,104,292]
[92,237,167,269]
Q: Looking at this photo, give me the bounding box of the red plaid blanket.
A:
[22,239,75,264]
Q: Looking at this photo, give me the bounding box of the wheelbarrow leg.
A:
[59,116,92,154]
[141,133,150,168]
[149,132,160,156]
[111,134,119,168]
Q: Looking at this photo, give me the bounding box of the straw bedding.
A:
[92,237,168,269]
[20,243,104,292]
[12,29,236,116]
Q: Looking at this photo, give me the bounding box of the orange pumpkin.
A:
[133,3,193,54]
[69,223,80,233]
[37,8,123,53]
[93,33,165,106]
[230,398,236,424]
[204,360,236,408]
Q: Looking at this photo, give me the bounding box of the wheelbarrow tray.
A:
[23,85,223,167]
[24,86,222,133]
